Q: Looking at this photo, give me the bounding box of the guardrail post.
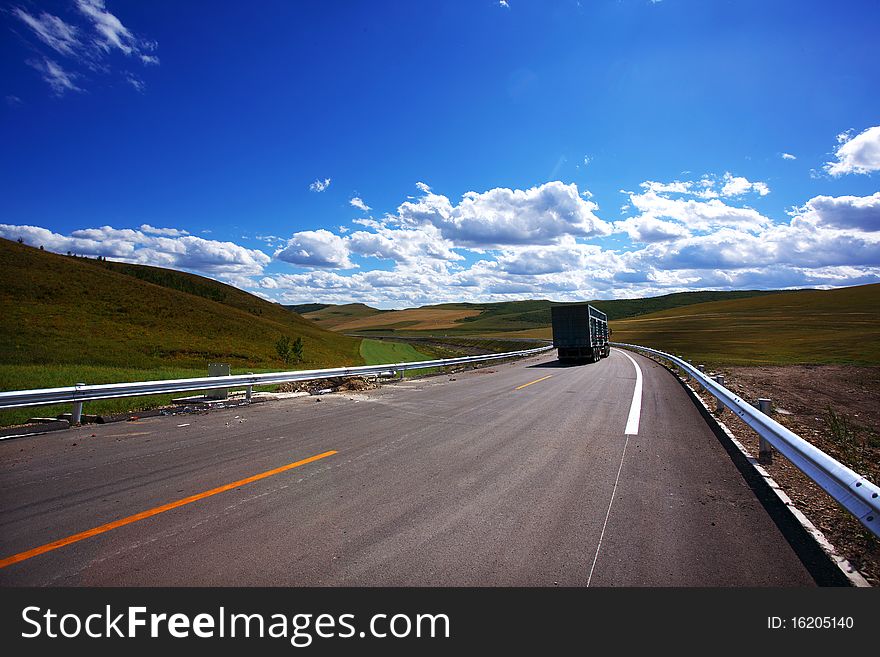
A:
[757,398,773,464]
[698,364,706,374]
[246,372,253,401]
[713,375,725,414]
[71,382,85,425]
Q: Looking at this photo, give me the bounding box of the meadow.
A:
[609,284,880,365]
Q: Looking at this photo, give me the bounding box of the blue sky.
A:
[2,0,879,308]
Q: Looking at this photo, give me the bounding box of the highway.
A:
[0,348,815,586]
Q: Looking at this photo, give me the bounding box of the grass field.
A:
[358,339,433,365]
[610,284,880,365]
[300,303,386,329]
[303,290,786,336]
[330,307,482,332]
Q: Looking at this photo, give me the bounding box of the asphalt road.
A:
[0,349,815,586]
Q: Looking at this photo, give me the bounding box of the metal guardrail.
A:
[612,342,880,539]
[0,345,554,412]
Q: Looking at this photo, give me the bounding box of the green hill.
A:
[301,302,386,329]
[285,303,330,315]
[0,237,363,381]
[610,284,880,365]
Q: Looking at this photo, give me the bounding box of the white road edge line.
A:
[587,432,631,587]
[586,348,642,586]
[617,348,643,436]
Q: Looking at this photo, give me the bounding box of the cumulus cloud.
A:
[790,192,880,232]
[719,172,770,197]
[625,190,771,233]
[781,153,797,160]
[347,224,460,270]
[637,173,769,200]
[0,224,269,278]
[494,240,622,276]
[614,215,691,242]
[390,181,611,248]
[825,126,880,176]
[260,180,880,306]
[274,229,355,269]
[139,224,189,237]
[309,178,331,192]
[350,196,371,212]
[6,181,879,309]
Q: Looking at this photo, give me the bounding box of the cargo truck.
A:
[550,303,611,363]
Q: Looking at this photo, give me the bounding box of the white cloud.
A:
[6,181,879,309]
[790,192,880,232]
[126,74,144,92]
[13,9,81,57]
[350,196,371,212]
[499,1,510,8]
[140,224,189,237]
[0,224,269,278]
[494,240,622,276]
[27,58,81,96]
[14,2,158,95]
[75,0,155,59]
[640,180,694,195]
[274,229,355,269]
[614,215,691,242]
[415,181,431,194]
[348,224,461,271]
[392,181,611,248]
[825,126,880,176]
[781,153,797,160]
[719,172,770,197]
[309,178,331,192]
[626,189,771,233]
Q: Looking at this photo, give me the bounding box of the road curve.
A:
[0,349,815,586]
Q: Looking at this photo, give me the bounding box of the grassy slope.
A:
[285,303,330,314]
[307,290,784,335]
[358,339,433,365]
[610,284,880,365]
[302,303,385,329]
[1,239,362,372]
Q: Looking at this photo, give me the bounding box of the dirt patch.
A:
[275,376,380,395]
[686,364,880,585]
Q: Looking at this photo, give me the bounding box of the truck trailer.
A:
[550,303,611,363]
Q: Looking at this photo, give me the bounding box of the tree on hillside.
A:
[291,336,304,362]
[275,335,305,365]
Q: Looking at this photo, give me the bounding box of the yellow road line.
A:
[0,450,337,570]
[514,375,553,390]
